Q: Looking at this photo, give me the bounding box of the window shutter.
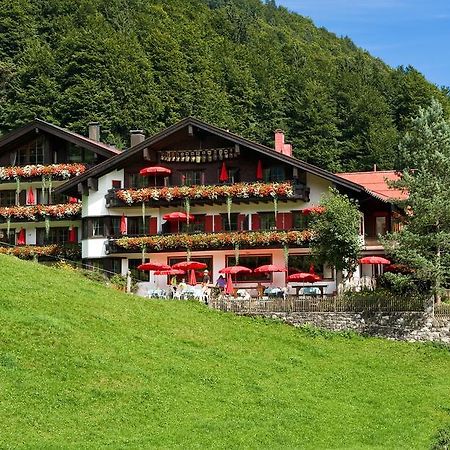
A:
[252,213,260,231]
[213,214,223,232]
[72,227,78,243]
[149,217,158,235]
[205,215,213,233]
[276,213,285,230]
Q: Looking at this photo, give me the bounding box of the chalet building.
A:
[0,120,119,259]
[56,117,401,294]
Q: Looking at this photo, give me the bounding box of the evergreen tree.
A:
[384,99,450,303]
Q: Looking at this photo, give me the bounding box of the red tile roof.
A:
[335,170,407,201]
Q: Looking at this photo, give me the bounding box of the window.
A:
[17,138,44,165]
[92,218,105,237]
[106,216,121,236]
[264,166,285,182]
[292,211,309,231]
[287,255,334,280]
[181,170,204,186]
[36,190,68,205]
[181,215,205,233]
[112,180,122,189]
[129,259,149,282]
[126,173,149,189]
[128,217,149,236]
[36,227,69,245]
[260,212,276,230]
[67,144,96,164]
[221,213,239,231]
[226,255,272,282]
[0,229,15,245]
[375,216,387,236]
[0,190,17,207]
[218,167,240,184]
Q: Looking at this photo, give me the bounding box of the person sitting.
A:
[178,278,187,293]
[216,274,226,290]
[202,269,211,284]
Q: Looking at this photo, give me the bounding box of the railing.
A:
[435,303,450,318]
[209,295,427,314]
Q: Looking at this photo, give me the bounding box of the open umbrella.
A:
[140,166,172,186]
[188,269,197,286]
[287,272,321,283]
[26,187,35,205]
[359,255,391,278]
[120,214,127,235]
[219,265,252,275]
[254,264,287,273]
[172,261,207,271]
[138,262,171,271]
[163,211,194,231]
[154,269,185,276]
[256,160,263,181]
[219,161,228,182]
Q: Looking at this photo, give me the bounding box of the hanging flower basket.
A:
[116,181,295,205]
[115,230,311,252]
[0,163,86,181]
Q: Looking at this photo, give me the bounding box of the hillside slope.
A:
[0,0,449,171]
[0,254,449,448]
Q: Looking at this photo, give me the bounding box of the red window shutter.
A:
[276,213,285,230]
[149,217,157,235]
[284,212,293,230]
[205,215,213,233]
[213,214,223,232]
[252,213,260,231]
[73,227,78,243]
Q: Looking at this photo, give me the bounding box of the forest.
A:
[1,0,449,172]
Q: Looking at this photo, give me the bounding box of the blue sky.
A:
[276,0,450,88]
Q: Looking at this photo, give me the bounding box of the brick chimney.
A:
[88,122,100,142]
[130,130,145,147]
[274,129,292,157]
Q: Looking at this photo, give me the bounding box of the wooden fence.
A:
[209,295,427,314]
[434,303,450,318]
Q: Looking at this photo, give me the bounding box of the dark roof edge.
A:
[55,117,374,197]
[0,118,120,158]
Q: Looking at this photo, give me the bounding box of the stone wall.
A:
[239,311,450,343]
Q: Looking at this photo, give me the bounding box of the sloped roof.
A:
[56,116,369,196]
[336,170,407,201]
[0,118,121,158]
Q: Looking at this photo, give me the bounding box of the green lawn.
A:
[0,255,449,449]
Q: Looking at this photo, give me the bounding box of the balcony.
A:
[0,203,82,223]
[104,229,311,255]
[0,163,88,184]
[105,181,310,208]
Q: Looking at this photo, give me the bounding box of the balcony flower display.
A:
[0,163,86,181]
[114,229,311,252]
[0,203,82,221]
[0,244,81,259]
[116,181,295,205]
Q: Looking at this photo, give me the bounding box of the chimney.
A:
[130,129,145,147]
[274,129,292,157]
[88,122,100,142]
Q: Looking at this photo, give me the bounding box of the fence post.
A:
[126,270,131,293]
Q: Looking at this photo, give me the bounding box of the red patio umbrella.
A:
[138,262,171,271]
[17,228,26,246]
[225,273,234,295]
[120,214,127,235]
[172,261,207,271]
[154,269,185,276]
[162,212,194,222]
[140,166,172,186]
[256,160,263,181]
[219,265,252,275]
[287,272,321,283]
[68,196,79,203]
[359,256,391,265]
[254,264,287,273]
[68,226,77,243]
[219,161,228,182]
[26,187,35,205]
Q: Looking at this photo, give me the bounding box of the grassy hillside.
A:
[0,254,449,448]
